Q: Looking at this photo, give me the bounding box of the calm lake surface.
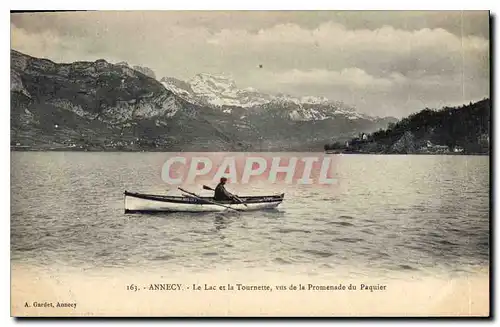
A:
[11,152,489,279]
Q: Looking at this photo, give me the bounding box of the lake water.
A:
[11,152,490,279]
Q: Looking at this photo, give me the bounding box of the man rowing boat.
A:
[214,177,236,202]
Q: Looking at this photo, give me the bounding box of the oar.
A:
[202,185,248,207]
[178,187,242,212]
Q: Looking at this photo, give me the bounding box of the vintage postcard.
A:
[10,10,490,317]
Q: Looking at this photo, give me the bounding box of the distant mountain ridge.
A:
[160,72,373,121]
[10,49,397,151]
[116,61,157,79]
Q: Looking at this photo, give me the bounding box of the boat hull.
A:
[124,191,284,213]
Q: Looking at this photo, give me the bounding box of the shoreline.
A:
[9,148,491,155]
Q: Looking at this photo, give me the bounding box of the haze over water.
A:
[11,152,489,280]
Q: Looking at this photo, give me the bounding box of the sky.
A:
[10,11,490,118]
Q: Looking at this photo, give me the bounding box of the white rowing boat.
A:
[124,190,285,213]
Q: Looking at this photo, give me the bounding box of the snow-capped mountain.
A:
[160,77,204,106]
[162,73,273,109]
[160,73,372,121]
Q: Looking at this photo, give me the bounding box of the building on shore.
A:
[418,140,450,154]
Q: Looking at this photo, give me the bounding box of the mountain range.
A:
[160,73,374,121]
[10,49,397,151]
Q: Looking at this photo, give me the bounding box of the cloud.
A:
[207,22,488,76]
[261,68,395,90]
[11,11,489,38]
